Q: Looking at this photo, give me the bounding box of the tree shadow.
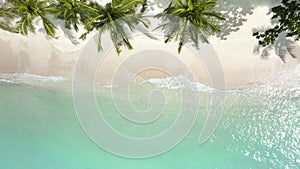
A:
[147,0,300,62]
[217,0,280,39]
[36,16,80,45]
[147,0,280,40]
[253,29,298,62]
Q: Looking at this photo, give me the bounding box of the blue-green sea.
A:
[0,74,299,169]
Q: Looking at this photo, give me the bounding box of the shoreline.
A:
[0,67,299,91]
[0,5,299,89]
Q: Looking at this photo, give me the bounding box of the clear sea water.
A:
[0,74,299,169]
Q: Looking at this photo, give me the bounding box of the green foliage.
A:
[0,0,223,54]
[80,0,147,54]
[253,0,300,46]
[141,0,147,13]
[156,0,225,53]
[0,0,148,54]
[8,0,57,37]
[50,0,87,32]
[0,6,19,33]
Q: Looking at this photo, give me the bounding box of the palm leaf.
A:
[80,0,149,54]
[155,0,224,53]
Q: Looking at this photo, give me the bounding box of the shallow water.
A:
[0,74,299,169]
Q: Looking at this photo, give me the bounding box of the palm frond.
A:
[80,0,149,54]
[156,0,224,53]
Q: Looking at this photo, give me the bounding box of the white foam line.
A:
[0,79,17,84]
[0,73,67,83]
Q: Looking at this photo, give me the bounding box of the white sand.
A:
[0,3,299,89]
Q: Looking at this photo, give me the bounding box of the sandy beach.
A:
[0,3,299,89]
[0,1,300,168]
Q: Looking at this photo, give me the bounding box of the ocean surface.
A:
[0,73,299,169]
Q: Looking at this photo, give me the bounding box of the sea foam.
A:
[141,75,215,91]
[0,73,66,85]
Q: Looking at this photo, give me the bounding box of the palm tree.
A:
[156,0,225,53]
[3,0,57,37]
[0,4,19,33]
[80,0,148,54]
[50,0,92,32]
[0,0,224,55]
[0,0,148,54]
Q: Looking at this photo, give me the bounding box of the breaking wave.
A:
[141,75,215,91]
[0,73,67,88]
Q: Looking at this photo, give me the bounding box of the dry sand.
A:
[0,6,299,89]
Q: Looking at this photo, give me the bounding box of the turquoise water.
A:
[0,75,299,169]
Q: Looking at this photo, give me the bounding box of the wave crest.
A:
[0,73,66,86]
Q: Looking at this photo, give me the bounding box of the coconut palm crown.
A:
[0,0,224,55]
[2,0,58,37]
[80,0,148,54]
[50,0,90,32]
[156,0,225,53]
[0,4,19,33]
